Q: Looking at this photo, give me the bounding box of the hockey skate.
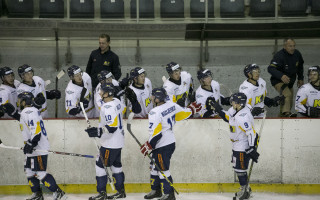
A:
[144,189,162,199]
[158,192,175,200]
[89,192,108,200]
[26,191,44,200]
[107,188,126,199]
[53,188,67,200]
[233,185,251,200]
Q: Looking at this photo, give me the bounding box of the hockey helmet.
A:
[18,91,34,106]
[100,82,114,97]
[308,66,320,76]
[230,92,247,107]
[67,65,82,77]
[166,62,181,74]
[0,66,14,79]
[130,67,146,80]
[244,64,260,78]
[197,69,212,81]
[152,87,167,102]
[97,70,113,82]
[18,64,33,78]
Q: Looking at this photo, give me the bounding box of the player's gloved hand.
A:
[221,96,231,106]
[140,141,152,157]
[251,107,264,116]
[246,146,260,163]
[80,99,89,109]
[46,90,61,100]
[119,75,130,89]
[34,93,46,108]
[125,87,138,103]
[176,93,187,107]
[85,127,103,138]
[0,105,5,118]
[114,86,125,100]
[2,103,16,115]
[205,97,216,111]
[187,102,202,115]
[206,97,223,113]
[307,107,320,118]
[272,95,285,107]
[23,140,34,154]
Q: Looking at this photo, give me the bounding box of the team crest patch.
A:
[296,62,299,67]
[239,113,247,117]
[38,83,41,87]
[25,110,33,114]
[196,94,203,98]
[149,111,156,115]
[183,81,187,86]
[241,86,248,90]
[66,90,74,94]
[103,61,110,66]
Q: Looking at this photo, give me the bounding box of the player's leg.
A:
[232,151,251,199]
[156,143,176,200]
[25,156,43,200]
[144,155,162,199]
[90,147,109,200]
[35,155,66,200]
[107,148,126,199]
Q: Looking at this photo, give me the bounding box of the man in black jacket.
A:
[86,34,122,90]
[268,38,304,117]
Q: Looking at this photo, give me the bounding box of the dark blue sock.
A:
[96,175,108,192]
[150,175,161,190]
[113,172,125,191]
[27,177,41,193]
[237,172,248,186]
[41,174,58,192]
[160,176,173,194]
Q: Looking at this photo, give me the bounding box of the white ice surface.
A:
[1,193,320,200]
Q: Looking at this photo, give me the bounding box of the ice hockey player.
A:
[85,83,126,200]
[17,64,61,118]
[94,70,124,116]
[295,66,320,118]
[127,67,153,118]
[0,66,20,119]
[163,62,194,108]
[141,87,201,200]
[17,91,66,200]
[65,65,94,118]
[195,69,230,118]
[240,64,284,118]
[206,92,260,200]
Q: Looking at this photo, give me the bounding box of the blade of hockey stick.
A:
[56,69,66,80]
[126,113,180,196]
[0,139,94,158]
[79,103,115,191]
[162,76,167,83]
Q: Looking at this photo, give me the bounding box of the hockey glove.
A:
[46,90,61,100]
[246,146,260,163]
[114,86,125,100]
[251,107,264,116]
[80,99,89,109]
[119,76,130,89]
[272,95,285,107]
[85,127,103,138]
[125,87,138,103]
[0,105,5,118]
[307,107,320,118]
[205,97,216,111]
[34,93,46,108]
[23,140,34,154]
[140,141,152,157]
[176,93,187,107]
[207,97,223,113]
[221,96,231,106]
[187,102,202,115]
[2,103,15,115]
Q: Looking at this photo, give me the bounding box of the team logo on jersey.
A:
[183,81,187,86]
[66,91,74,94]
[104,105,112,109]
[215,89,218,93]
[103,61,110,66]
[146,84,150,88]
[38,82,42,87]
[149,111,156,115]
[196,94,203,98]
[0,88,4,91]
[296,62,299,67]
[239,113,247,117]
[241,86,248,90]
[25,110,33,114]
[314,100,320,107]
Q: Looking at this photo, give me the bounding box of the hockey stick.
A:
[0,139,94,158]
[80,102,115,191]
[162,76,167,83]
[234,110,267,200]
[126,112,180,196]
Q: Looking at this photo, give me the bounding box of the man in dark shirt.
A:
[268,38,304,117]
[86,34,122,90]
